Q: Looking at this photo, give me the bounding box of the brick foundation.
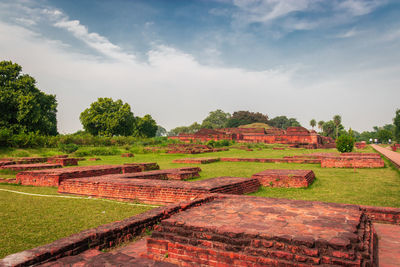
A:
[117,167,201,181]
[220,157,320,164]
[121,153,134,157]
[58,177,260,205]
[15,165,141,187]
[172,158,220,164]
[2,163,62,171]
[147,195,377,266]
[47,158,79,166]
[321,156,384,168]
[252,169,315,188]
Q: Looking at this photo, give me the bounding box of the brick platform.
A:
[119,167,201,181]
[321,156,384,168]
[147,195,377,266]
[47,158,79,166]
[2,163,62,171]
[252,169,315,188]
[13,157,48,164]
[172,158,220,164]
[58,177,260,204]
[15,165,142,187]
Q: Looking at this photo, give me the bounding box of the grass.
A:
[0,145,399,258]
[0,184,154,258]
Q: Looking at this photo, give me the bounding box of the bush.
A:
[58,143,79,154]
[336,135,355,152]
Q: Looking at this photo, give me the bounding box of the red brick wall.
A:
[321,156,384,168]
[47,158,78,166]
[252,169,315,188]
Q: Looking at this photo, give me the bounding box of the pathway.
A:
[371,144,400,168]
[374,223,400,266]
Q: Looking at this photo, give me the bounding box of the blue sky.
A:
[0,0,399,133]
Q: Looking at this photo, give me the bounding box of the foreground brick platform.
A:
[147,195,377,266]
[252,169,315,188]
[172,158,220,164]
[1,163,62,171]
[15,165,141,187]
[58,177,260,204]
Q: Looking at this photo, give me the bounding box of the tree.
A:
[80,97,135,136]
[394,109,400,142]
[377,129,393,143]
[322,121,336,138]
[201,109,231,129]
[310,119,316,130]
[0,60,58,135]
[336,134,355,153]
[134,114,158,138]
[268,116,301,129]
[318,120,324,131]
[168,122,201,136]
[155,126,167,137]
[333,115,342,139]
[226,111,269,128]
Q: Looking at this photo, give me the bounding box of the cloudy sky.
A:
[1,0,399,133]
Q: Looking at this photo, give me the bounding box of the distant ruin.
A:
[169,126,335,149]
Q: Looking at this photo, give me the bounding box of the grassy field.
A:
[1,145,399,258]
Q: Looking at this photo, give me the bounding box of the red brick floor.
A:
[372,144,400,168]
[374,223,400,266]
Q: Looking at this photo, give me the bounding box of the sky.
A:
[0,0,399,133]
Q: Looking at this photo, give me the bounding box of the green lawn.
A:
[1,145,399,258]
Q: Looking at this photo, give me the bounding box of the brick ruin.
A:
[169,127,336,148]
[166,144,229,154]
[147,195,376,266]
[252,169,315,188]
[173,157,220,164]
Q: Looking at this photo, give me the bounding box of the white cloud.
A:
[337,0,384,16]
[334,28,360,38]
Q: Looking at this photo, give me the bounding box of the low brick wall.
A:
[123,162,160,171]
[2,163,62,171]
[13,157,48,164]
[47,158,79,166]
[361,205,400,224]
[172,158,220,164]
[58,177,260,205]
[252,169,315,188]
[321,156,384,168]
[15,165,141,187]
[0,195,216,267]
[0,160,15,167]
[147,195,377,266]
[220,157,320,164]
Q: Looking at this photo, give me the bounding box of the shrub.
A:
[59,143,79,154]
[336,135,355,152]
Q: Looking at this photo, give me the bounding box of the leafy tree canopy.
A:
[268,116,301,129]
[0,60,58,135]
[156,126,167,137]
[226,111,269,128]
[80,97,135,136]
[134,114,158,138]
[394,109,400,142]
[168,122,201,136]
[201,109,231,129]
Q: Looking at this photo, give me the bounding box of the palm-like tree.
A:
[310,119,316,130]
[333,115,342,139]
[318,120,324,131]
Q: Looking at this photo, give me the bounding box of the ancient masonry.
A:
[169,127,336,148]
[173,157,220,164]
[252,169,315,188]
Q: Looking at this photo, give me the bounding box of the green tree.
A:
[155,126,167,137]
[0,60,58,135]
[134,114,158,138]
[226,111,268,127]
[80,97,135,136]
[333,115,342,139]
[201,109,231,129]
[336,134,355,152]
[377,129,393,143]
[322,121,336,138]
[318,120,324,132]
[310,119,316,130]
[268,116,301,129]
[168,122,201,136]
[393,109,400,142]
